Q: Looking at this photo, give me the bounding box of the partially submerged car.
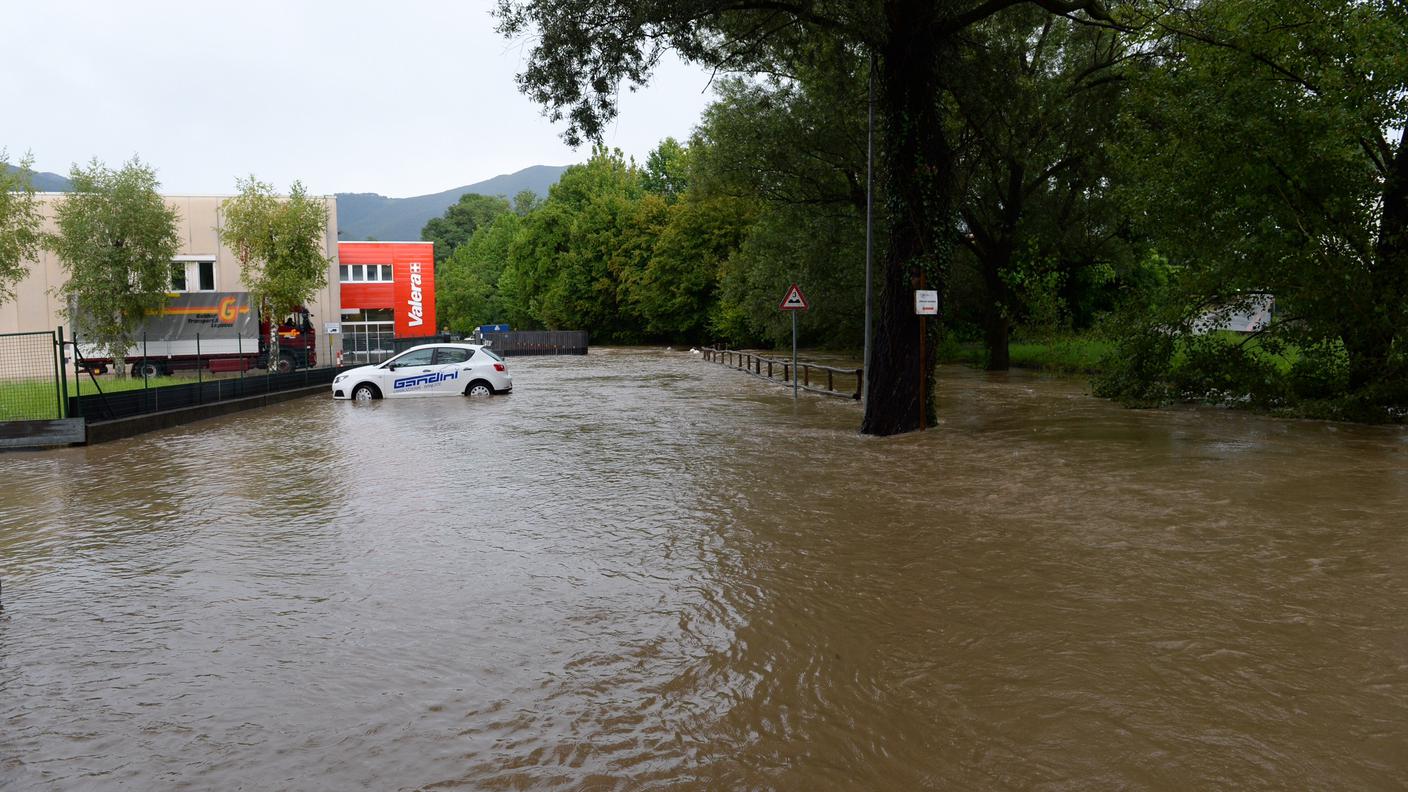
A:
[332,343,512,401]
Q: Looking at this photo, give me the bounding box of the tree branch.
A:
[942,0,1118,37]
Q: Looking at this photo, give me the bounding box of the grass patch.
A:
[68,374,208,394]
[0,373,246,420]
[937,335,1113,375]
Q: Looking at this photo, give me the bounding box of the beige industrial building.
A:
[0,193,341,341]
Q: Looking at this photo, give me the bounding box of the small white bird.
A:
[690,348,701,354]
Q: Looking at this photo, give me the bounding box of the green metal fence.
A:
[0,330,64,421]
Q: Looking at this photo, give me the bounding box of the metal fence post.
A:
[53,327,66,419]
[73,331,82,415]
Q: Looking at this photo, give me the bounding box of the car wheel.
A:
[352,384,379,401]
[466,380,493,397]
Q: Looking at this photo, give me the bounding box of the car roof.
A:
[398,342,481,352]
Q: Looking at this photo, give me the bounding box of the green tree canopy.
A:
[421,193,512,264]
[436,210,528,333]
[49,158,180,374]
[641,137,692,202]
[220,177,331,370]
[1101,0,1408,417]
[0,151,44,306]
[948,10,1136,368]
[495,0,1119,434]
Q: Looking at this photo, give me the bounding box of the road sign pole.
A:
[779,283,809,400]
[792,311,798,400]
[917,274,931,432]
[919,313,926,431]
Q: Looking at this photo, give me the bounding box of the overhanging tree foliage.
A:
[1102,0,1408,418]
[49,158,180,377]
[0,150,43,306]
[220,178,331,373]
[495,0,1118,435]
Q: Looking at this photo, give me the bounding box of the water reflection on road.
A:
[1,349,1405,789]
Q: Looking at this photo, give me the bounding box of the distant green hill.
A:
[3,164,73,192]
[336,164,568,242]
[5,163,569,243]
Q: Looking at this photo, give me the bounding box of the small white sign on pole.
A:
[914,290,939,316]
[325,322,342,335]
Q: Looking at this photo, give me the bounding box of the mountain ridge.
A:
[4,163,569,244]
[334,164,568,242]
[2,164,75,192]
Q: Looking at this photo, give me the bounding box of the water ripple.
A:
[2,351,1406,789]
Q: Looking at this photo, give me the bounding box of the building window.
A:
[339,263,393,283]
[170,260,216,292]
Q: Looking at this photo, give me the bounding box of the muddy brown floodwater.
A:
[1,348,1406,790]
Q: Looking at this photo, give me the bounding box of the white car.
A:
[332,343,512,401]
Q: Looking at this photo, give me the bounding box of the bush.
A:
[1092,327,1176,407]
[1167,334,1288,409]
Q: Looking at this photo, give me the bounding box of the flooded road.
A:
[2,348,1406,790]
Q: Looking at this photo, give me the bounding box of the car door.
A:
[380,347,437,397]
[431,347,474,393]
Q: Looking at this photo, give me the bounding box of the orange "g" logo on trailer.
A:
[217,297,239,324]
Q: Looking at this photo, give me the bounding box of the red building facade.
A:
[337,241,436,362]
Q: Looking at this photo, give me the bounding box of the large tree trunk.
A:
[985,310,1011,371]
[980,244,1014,372]
[1351,128,1408,393]
[861,5,955,436]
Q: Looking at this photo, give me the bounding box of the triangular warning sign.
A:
[779,283,809,311]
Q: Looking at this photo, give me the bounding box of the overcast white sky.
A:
[5,0,718,197]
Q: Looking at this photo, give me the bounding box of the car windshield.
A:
[479,347,504,362]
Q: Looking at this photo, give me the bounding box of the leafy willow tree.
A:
[495,0,1119,435]
[0,151,43,306]
[49,158,180,377]
[1102,0,1408,418]
[421,192,513,264]
[219,177,331,373]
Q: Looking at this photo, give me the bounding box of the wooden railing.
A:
[701,348,862,400]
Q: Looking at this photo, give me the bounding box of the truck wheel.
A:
[352,384,379,401]
[133,362,162,378]
[275,353,296,374]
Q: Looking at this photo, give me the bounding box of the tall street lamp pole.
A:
[863,50,875,406]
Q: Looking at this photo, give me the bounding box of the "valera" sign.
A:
[392,255,437,337]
